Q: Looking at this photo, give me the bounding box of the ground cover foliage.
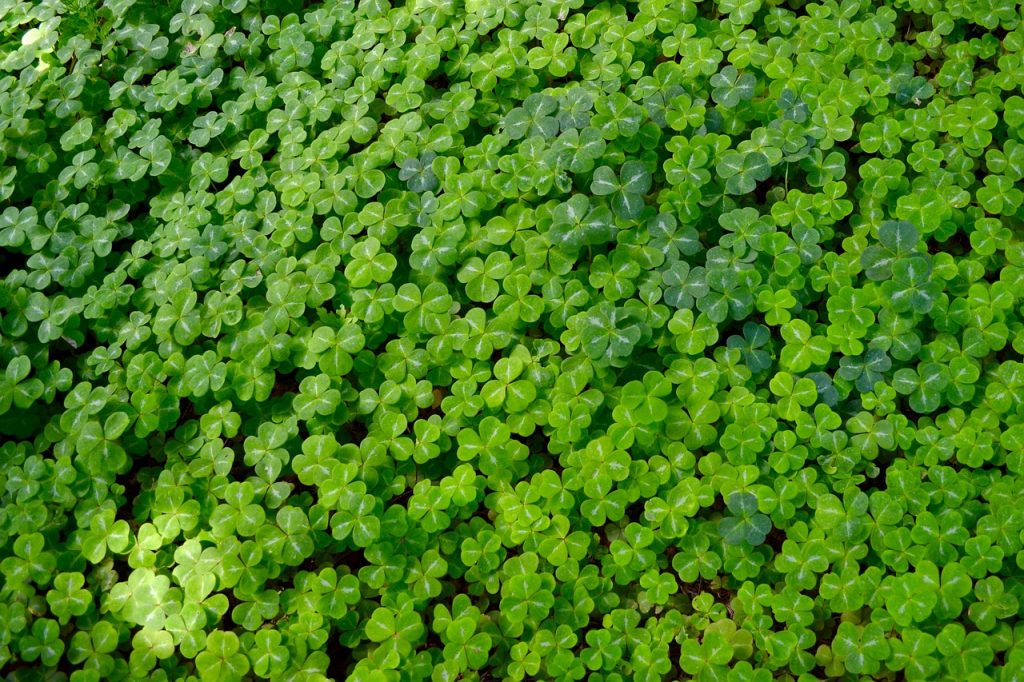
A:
[2,0,1024,679]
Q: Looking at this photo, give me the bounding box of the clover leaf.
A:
[590,160,652,220]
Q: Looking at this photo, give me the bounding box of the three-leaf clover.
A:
[590,160,652,220]
[719,492,772,545]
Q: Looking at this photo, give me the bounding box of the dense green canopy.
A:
[2,0,1024,680]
